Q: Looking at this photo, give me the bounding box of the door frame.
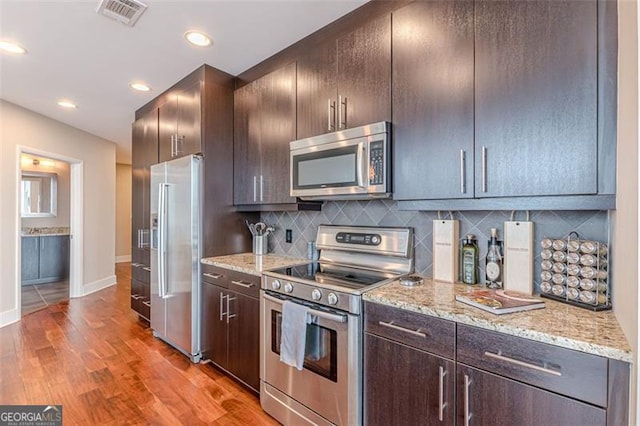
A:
[16,146,84,317]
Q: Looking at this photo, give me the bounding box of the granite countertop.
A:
[364,277,632,363]
[22,227,70,236]
[201,253,308,277]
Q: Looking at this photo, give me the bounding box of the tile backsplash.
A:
[261,200,609,293]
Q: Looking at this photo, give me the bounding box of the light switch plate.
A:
[433,220,459,283]
[503,220,534,294]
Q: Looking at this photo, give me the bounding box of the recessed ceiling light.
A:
[184,31,212,47]
[0,40,27,54]
[57,100,78,109]
[129,82,151,92]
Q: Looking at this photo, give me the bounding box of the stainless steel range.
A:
[260,225,414,426]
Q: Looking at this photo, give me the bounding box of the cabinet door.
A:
[176,82,202,157]
[259,63,297,205]
[227,292,260,391]
[233,80,262,205]
[158,96,178,163]
[201,282,228,368]
[474,0,597,197]
[39,236,68,280]
[337,14,391,130]
[131,117,145,251]
[365,333,455,426]
[456,364,606,426]
[296,42,338,139]
[21,237,40,283]
[130,278,142,314]
[392,1,474,200]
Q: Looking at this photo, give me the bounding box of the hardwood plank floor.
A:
[1,263,280,425]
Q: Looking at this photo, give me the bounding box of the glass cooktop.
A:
[267,262,396,290]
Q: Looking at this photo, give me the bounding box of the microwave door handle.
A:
[357,143,366,188]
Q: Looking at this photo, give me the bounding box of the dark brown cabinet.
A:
[158,82,202,163]
[296,14,391,139]
[234,63,296,206]
[131,106,158,320]
[201,265,260,392]
[393,0,616,210]
[456,364,606,426]
[474,0,597,199]
[364,302,455,425]
[392,0,474,201]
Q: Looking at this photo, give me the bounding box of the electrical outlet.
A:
[285,229,292,243]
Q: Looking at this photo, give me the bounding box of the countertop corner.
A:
[201,253,308,276]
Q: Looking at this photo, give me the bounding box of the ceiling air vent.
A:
[97,0,148,27]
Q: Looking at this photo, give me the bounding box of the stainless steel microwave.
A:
[290,121,391,200]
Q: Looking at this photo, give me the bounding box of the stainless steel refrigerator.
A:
[150,154,202,362]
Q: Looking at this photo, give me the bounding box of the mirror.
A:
[21,171,57,217]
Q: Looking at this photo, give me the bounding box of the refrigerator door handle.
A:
[158,182,170,298]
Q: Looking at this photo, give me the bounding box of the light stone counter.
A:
[201,253,308,277]
[364,277,632,363]
[22,227,70,236]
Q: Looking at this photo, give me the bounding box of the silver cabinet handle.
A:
[464,374,472,426]
[460,149,466,194]
[327,99,336,131]
[260,175,264,202]
[378,321,427,338]
[438,365,447,421]
[338,95,347,129]
[130,294,143,300]
[226,296,236,323]
[143,267,151,272]
[220,293,227,321]
[253,176,257,202]
[484,351,562,376]
[131,263,142,267]
[142,301,151,307]
[203,272,222,280]
[481,146,487,192]
[231,280,254,288]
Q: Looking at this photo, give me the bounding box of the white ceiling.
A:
[0,0,367,164]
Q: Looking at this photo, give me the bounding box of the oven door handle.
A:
[262,293,347,323]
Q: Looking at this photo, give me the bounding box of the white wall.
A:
[115,163,131,262]
[613,1,639,423]
[0,100,117,326]
[21,158,70,228]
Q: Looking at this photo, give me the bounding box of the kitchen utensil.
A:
[255,222,267,236]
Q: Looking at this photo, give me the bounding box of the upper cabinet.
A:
[393,0,615,210]
[297,14,391,139]
[392,0,474,201]
[159,81,202,163]
[234,63,297,206]
[474,0,597,199]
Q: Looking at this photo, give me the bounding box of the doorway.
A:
[17,147,83,317]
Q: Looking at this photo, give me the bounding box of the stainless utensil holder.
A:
[253,235,268,255]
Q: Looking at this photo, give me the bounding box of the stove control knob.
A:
[327,293,338,305]
[284,282,294,293]
[271,280,282,290]
[311,289,322,301]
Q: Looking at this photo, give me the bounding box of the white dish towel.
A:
[280,301,311,370]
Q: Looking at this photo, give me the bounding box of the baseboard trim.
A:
[115,255,131,263]
[80,275,117,297]
[0,308,20,329]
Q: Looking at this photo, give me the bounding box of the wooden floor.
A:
[0,263,280,425]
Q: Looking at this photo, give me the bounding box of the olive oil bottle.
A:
[461,234,479,284]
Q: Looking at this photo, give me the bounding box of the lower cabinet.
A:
[130,248,151,321]
[201,265,260,392]
[364,302,629,426]
[365,334,455,425]
[456,364,605,426]
[21,235,69,285]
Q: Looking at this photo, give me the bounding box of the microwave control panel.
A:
[369,140,385,186]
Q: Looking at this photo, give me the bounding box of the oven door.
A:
[260,291,361,425]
